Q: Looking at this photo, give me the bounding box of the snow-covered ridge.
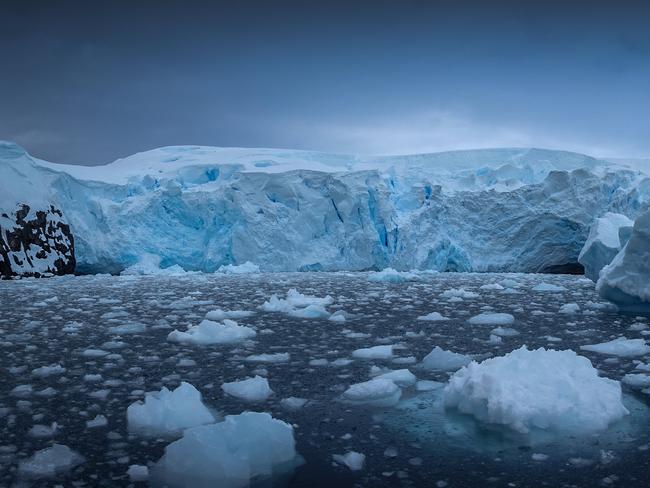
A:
[1,141,648,274]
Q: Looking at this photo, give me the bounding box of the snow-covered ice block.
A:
[154,412,299,488]
[468,312,515,326]
[18,444,84,479]
[221,376,273,402]
[444,346,629,434]
[167,319,256,345]
[127,382,215,437]
[580,337,650,357]
[420,346,471,371]
[341,378,401,407]
[333,451,365,471]
[578,212,634,282]
[352,345,394,360]
[216,261,260,274]
[597,210,650,312]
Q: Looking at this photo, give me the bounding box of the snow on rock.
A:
[18,444,84,479]
[216,261,260,274]
[417,311,449,321]
[154,412,298,488]
[597,210,650,312]
[341,378,402,407]
[444,346,629,434]
[580,337,650,357]
[352,345,394,360]
[468,312,515,326]
[420,346,472,371]
[221,376,273,402]
[127,382,215,437]
[368,268,417,282]
[578,213,634,282]
[333,451,366,471]
[167,319,256,345]
[4,142,646,274]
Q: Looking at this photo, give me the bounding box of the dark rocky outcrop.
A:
[0,204,75,278]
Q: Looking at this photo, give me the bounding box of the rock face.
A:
[597,210,650,313]
[578,212,634,281]
[0,205,75,278]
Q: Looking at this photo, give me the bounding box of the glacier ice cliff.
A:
[578,212,634,281]
[597,210,650,313]
[0,141,648,275]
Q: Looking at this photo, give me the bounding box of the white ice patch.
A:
[368,268,417,283]
[352,345,394,360]
[260,288,333,319]
[333,451,365,471]
[127,382,215,437]
[373,369,417,387]
[417,312,449,322]
[221,376,273,402]
[580,337,650,357]
[154,412,298,488]
[532,283,567,292]
[468,312,515,326]
[216,261,260,274]
[168,319,256,345]
[18,444,84,479]
[420,346,471,371]
[341,378,401,407]
[444,346,629,434]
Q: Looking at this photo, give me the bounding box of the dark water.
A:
[0,272,648,487]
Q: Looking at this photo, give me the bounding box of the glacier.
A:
[1,140,648,274]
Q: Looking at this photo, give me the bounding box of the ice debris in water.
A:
[417,311,449,321]
[333,451,366,471]
[216,261,260,274]
[352,344,394,360]
[260,288,334,319]
[468,312,515,325]
[154,412,299,488]
[205,308,254,320]
[127,382,215,437]
[532,283,567,292]
[373,368,417,386]
[580,337,650,357]
[18,444,85,479]
[444,346,629,434]
[368,268,417,283]
[341,378,402,407]
[167,319,256,345]
[420,346,472,371]
[221,376,273,402]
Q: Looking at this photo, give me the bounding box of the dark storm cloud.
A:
[1,0,649,165]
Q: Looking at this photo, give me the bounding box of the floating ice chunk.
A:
[374,369,417,387]
[86,414,108,429]
[420,346,471,371]
[490,327,520,337]
[31,364,66,377]
[221,376,273,402]
[352,345,394,360]
[333,451,365,471]
[216,261,260,274]
[288,304,331,319]
[580,337,650,357]
[81,348,110,358]
[205,309,254,321]
[28,422,58,438]
[244,353,290,363]
[480,283,505,290]
[622,374,650,388]
[328,310,347,322]
[578,212,633,282]
[108,322,146,334]
[168,319,256,345]
[559,303,580,314]
[368,268,416,283]
[532,453,549,461]
[127,464,149,482]
[468,312,515,326]
[629,322,648,332]
[597,210,650,312]
[417,312,449,321]
[416,379,445,391]
[532,283,566,292]
[444,346,629,434]
[489,334,503,344]
[121,253,189,276]
[441,288,479,299]
[341,378,401,407]
[18,444,84,479]
[280,397,308,410]
[11,384,33,397]
[127,382,215,437]
[154,412,298,487]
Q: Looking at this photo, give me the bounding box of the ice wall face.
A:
[0,142,647,274]
[578,213,634,281]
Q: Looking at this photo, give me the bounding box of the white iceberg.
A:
[352,345,394,360]
[420,346,471,371]
[580,337,650,357]
[168,319,256,345]
[444,346,629,434]
[216,261,260,274]
[578,212,633,281]
[341,378,402,407]
[221,376,273,402]
[468,312,515,326]
[18,444,85,479]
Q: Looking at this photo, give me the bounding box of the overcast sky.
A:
[2,0,650,165]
